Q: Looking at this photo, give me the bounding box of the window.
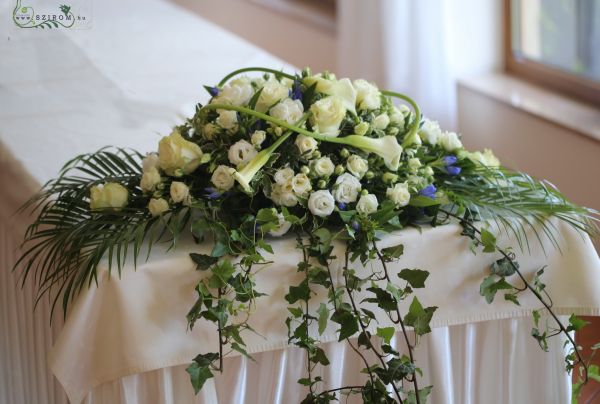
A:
[506,0,600,105]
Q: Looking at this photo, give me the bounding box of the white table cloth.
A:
[1,0,599,403]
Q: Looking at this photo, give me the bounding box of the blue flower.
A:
[442,155,457,166]
[338,202,347,210]
[445,165,461,176]
[419,184,437,199]
[290,81,302,101]
[209,87,219,97]
[204,187,221,200]
[351,221,360,232]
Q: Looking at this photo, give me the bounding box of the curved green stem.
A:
[381,90,422,146]
[218,67,296,87]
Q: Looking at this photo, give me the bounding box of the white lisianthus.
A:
[419,120,442,146]
[274,167,294,185]
[310,96,346,137]
[303,76,356,114]
[215,76,254,106]
[211,165,236,191]
[390,105,409,124]
[353,79,381,111]
[356,194,379,216]
[142,153,159,172]
[269,98,304,125]
[256,79,289,112]
[408,158,422,173]
[148,198,169,217]
[407,175,426,188]
[250,130,267,147]
[158,130,204,176]
[295,134,318,156]
[308,190,335,217]
[268,212,292,237]
[202,123,219,140]
[312,156,335,177]
[216,109,238,131]
[291,173,312,196]
[440,131,463,151]
[372,113,390,130]
[346,155,368,178]
[332,173,362,203]
[170,181,190,204]
[270,180,298,207]
[482,148,500,167]
[228,140,258,167]
[140,167,161,192]
[354,121,369,136]
[462,149,500,167]
[90,183,128,210]
[386,182,411,207]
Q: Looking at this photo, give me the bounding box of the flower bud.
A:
[300,165,310,175]
[365,171,375,180]
[382,172,398,184]
[354,121,369,136]
[334,165,345,175]
[317,179,327,189]
[360,189,369,196]
[340,148,350,158]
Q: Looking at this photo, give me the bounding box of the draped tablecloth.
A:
[1,0,600,403]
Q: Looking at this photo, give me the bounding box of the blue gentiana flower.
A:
[442,155,457,166]
[351,221,361,232]
[445,165,461,176]
[419,184,437,199]
[338,202,347,210]
[204,187,222,200]
[209,87,219,97]
[290,81,302,101]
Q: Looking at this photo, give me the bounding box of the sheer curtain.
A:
[337,0,503,129]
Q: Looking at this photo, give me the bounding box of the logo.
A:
[12,0,92,29]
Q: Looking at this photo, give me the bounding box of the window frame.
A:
[504,0,600,106]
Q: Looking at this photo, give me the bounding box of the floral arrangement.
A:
[17,67,599,403]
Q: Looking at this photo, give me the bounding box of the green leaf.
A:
[406,386,433,404]
[288,307,303,318]
[364,287,397,312]
[312,347,330,365]
[208,260,236,288]
[285,279,310,304]
[409,195,441,207]
[491,257,518,277]
[567,314,589,332]
[589,364,600,383]
[532,309,541,327]
[317,303,328,335]
[504,293,520,306]
[376,327,395,344]
[381,244,404,261]
[331,308,359,341]
[256,208,278,223]
[404,297,437,336]
[186,362,214,394]
[479,275,514,304]
[480,228,496,253]
[398,268,429,288]
[189,253,218,271]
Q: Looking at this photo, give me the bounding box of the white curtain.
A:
[337,0,503,129]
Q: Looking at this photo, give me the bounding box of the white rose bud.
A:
[228,140,258,167]
[346,155,369,179]
[312,157,335,177]
[356,194,379,216]
[354,121,369,136]
[372,113,390,130]
[158,130,204,176]
[269,98,304,125]
[295,134,318,156]
[386,182,411,207]
[419,120,442,146]
[308,190,335,217]
[440,131,463,151]
[353,79,381,111]
[408,158,422,173]
[211,165,235,191]
[142,153,159,172]
[140,167,162,192]
[251,130,267,147]
[268,212,292,237]
[274,167,294,185]
[216,109,238,131]
[256,79,289,112]
[309,96,346,137]
[332,173,362,203]
[148,198,169,217]
[202,123,219,140]
[291,173,312,196]
[170,181,190,204]
[90,182,129,210]
[215,76,254,106]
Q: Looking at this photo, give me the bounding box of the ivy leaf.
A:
[381,244,404,261]
[189,253,218,271]
[312,347,330,365]
[376,327,395,344]
[480,229,496,253]
[504,293,520,306]
[256,207,278,223]
[409,195,440,207]
[331,308,359,341]
[532,309,541,327]
[406,386,433,404]
[208,260,236,288]
[404,297,437,336]
[186,362,214,394]
[365,287,397,312]
[567,314,589,332]
[317,303,328,335]
[398,268,429,288]
[479,275,513,304]
[285,279,310,304]
[288,307,303,318]
[491,257,518,277]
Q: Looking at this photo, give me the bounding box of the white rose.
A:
[251,130,266,147]
[295,134,318,156]
[353,79,381,111]
[332,173,362,203]
[312,157,334,177]
[268,212,292,237]
[408,157,422,173]
[356,194,379,216]
[308,190,335,217]
[142,153,159,172]
[390,105,409,124]
[216,76,254,106]
[90,182,129,210]
[291,173,312,196]
[309,96,346,137]
[269,98,304,125]
[419,120,441,146]
[440,131,463,151]
[148,198,169,217]
[216,109,238,131]
[228,140,257,167]
[303,75,356,114]
[346,155,368,178]
[386,182,411,207]
[158,130,204,176]
[274,167,294,185]
[270,181,298,207]
[372,113,390,130]
[140,167,161,192]
[256,79,289,112]
[211,165,235,191]
[170,181,190,204]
